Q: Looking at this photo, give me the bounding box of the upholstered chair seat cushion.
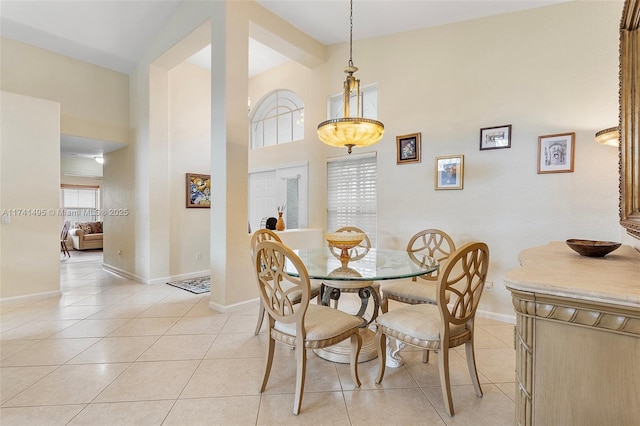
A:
[382,281,437,302]
[376,304,466,342]
[274,304,362,341]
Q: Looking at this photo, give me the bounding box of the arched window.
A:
[250,90,304,149]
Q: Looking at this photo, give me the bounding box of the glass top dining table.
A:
[284,247,439,282]
[283,247,439,364]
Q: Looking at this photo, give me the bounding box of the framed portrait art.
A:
[435,155,464,190]
[396,132,421,164]
[537,132,575,174]
[186,173,211,208]
[480,124,511,150]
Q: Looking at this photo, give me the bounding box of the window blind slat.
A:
[60,187,100,223]
[327,155,377,247]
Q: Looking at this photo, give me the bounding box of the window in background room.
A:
[249,163,308,232]
[251,90,304,149]
[327,153,377,247]
[328,84,378,119]
[60,185,100,225]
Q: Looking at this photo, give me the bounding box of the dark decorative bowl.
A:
[566,239,621,257]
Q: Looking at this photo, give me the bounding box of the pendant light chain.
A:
[348,0,354,67]
[316,0,384,154]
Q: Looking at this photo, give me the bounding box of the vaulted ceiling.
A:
[0,0,567,158]
[1,0,567,75]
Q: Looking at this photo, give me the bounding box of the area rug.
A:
[167,276,211,294]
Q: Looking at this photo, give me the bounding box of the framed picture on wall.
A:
[537,132,575,174]
[186,173,211,208]
[435,155,464,190]
[480,124,511,150]
[396,132,421,164]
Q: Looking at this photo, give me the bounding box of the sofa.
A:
[70,221,103,250]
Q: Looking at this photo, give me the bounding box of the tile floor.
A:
[0,250,516,425]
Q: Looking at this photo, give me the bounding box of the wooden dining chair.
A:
[375,241,490,417]
[253,240,362,415]
[250,229,321,334]
[60,220,71,258]
[380,228,456,313]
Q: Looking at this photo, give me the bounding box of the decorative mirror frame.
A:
[619,0,640,239]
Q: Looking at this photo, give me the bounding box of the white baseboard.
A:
[0,289,62,304]
[209,297,259,314]
[102,264,210,286]
[476,308,516,324]
[102,263,147,283]
[151,270,211,286]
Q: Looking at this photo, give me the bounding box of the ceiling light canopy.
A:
[317,0,384,154]
[595,126,620,147]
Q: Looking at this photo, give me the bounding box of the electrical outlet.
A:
[195,252,201,260]
[485,280,493,291]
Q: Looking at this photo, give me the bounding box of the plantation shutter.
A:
[327,152,377,247]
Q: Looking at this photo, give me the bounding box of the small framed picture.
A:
[186,173,211,208]
[396,132,421,164]
[537,132,575,174]
[435,155,464,190]
[480,124,511,150]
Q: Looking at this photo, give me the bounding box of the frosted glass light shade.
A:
[595,127,620,147]
[317,117,384,154]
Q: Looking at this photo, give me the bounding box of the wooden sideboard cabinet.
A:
[504,242,640,426]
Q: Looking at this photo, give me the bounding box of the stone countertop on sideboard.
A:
[504,241,640,308]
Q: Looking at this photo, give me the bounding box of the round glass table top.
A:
[285,248,439,281]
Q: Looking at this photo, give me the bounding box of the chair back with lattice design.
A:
[60,220,71,240]
[437,242,489,328]
[254,240,311,330]
[250,228,282,260]
[407,229,455,281]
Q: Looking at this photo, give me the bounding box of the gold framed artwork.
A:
[435,155,464,190]
[396,132,421,164]
[537,132,575,174]
[186,173,211,208]
[480,124,511,150]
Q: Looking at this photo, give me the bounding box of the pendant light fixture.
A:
[317,0,384,154]
[594,126,620,147]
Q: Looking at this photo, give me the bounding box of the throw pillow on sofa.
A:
[76,223,92,234]
[89,222,103,233]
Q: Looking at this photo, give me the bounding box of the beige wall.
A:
[168,62,211,276]
[0,1,626,318]
[61,156,103,178]
[0,91,61,299]
[248,1,623,319]
[112,0,325,310]
[248,59,330,230]
[0,36,129,297]
[0,37,129,145]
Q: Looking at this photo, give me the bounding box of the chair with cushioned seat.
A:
[60,220,71,258]
[380,228,456,313]
[253,239,362,415]
[250,229,321,334]
[375,241,490,417]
